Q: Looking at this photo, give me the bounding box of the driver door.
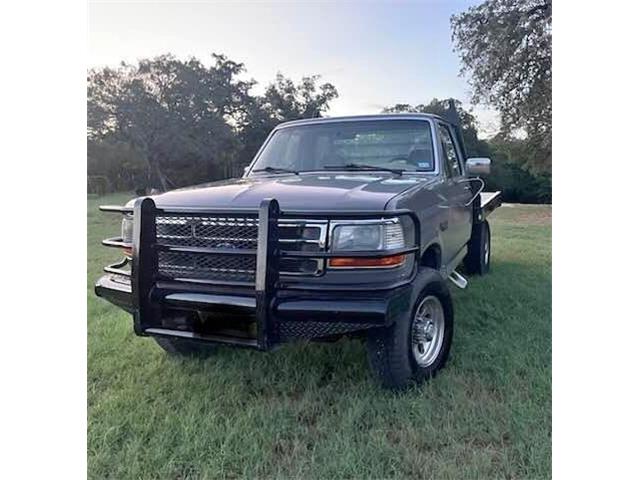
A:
[437,122,473,266]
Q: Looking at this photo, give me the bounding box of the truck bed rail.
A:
[478,191,502,222]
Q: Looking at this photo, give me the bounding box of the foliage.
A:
[87,54,250,190]
[87,139,147,193]
[237,74,338,169]
[485,138,552,203]
[88,193,551,479]
[87,54,338,192]
[451,0,552,172]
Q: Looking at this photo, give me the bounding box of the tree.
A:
[382,98,492,157]
[485,136,551,203]
[87,53,255,190]
[238,74,338,166]
[87,54,338,191]
[451,0,551,172]
[87,139,146,192]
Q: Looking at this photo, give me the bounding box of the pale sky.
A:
[88,0,499,136]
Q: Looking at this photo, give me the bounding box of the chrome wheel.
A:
[411,295,445,367]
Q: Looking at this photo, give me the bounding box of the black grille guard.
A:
[99,197,421,350]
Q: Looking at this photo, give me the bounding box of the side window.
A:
[438,124,462,177]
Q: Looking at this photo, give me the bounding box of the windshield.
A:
[249,120,436,174]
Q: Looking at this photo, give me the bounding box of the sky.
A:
[88,0,498,136]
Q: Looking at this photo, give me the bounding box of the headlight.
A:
[331,220,405,252]
[121,214,134,244]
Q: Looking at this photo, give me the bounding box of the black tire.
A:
[366,268,454,390]
[464,220,491,275]
[153,337,217,357]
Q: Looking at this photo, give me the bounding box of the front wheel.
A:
[366,270,454,390]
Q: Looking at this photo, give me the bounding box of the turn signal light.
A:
[329,254,406,268]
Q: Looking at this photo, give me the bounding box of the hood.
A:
[149,172,434,211]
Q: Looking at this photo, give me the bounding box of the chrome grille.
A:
[156,216,259,250]
[157,251,256,283]
[156,214,327,283]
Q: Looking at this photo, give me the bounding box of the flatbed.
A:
[480,191,502,221]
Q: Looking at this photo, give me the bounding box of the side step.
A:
[448,270,468,289]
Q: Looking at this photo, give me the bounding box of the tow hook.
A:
[448,270,468,289]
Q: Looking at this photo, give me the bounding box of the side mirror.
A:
[243,166,250,176]
[466,157,491,176]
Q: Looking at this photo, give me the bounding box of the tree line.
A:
[87,0,551,203]
[88,53,337,193]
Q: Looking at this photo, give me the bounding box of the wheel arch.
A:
[420,242,443,270]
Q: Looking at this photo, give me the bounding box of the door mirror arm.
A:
[456,177,485,207]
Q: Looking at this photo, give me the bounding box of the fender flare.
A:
[390,267,453,327]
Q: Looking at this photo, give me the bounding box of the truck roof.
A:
[276,113,449,129]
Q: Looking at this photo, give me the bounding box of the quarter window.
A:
[438,124,462,177]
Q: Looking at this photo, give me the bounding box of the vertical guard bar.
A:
[412,212,421,269]
[131,197,158,335]
[255,198,280,349]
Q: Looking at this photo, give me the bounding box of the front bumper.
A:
[95,273,412,348]
[96,197,420,350]
[95,274,134,313]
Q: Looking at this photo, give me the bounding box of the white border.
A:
[2,0,87,477]
[553,1,640,477]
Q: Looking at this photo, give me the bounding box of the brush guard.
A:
[97,197,421,350]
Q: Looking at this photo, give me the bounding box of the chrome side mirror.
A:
[466,157,491,176]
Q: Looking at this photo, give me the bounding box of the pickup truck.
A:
[95,112,501,389]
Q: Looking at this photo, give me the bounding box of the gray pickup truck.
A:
[96,111,501,389]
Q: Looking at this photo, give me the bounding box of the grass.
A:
[88,193,551,479]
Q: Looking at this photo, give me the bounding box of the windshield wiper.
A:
[323,163,405,175]
[252,166,299,175]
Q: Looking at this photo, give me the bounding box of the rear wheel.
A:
[153,337,217,357]
[366,270,454,390]
[464,220,491,275]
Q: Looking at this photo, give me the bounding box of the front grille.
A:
[158,250,256,283]
[156,214,327,284]
[156,215,259,250]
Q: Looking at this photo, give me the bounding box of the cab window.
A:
[251,120,436,173]
[438,123,462,177]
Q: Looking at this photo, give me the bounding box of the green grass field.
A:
[88,193,551,479]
